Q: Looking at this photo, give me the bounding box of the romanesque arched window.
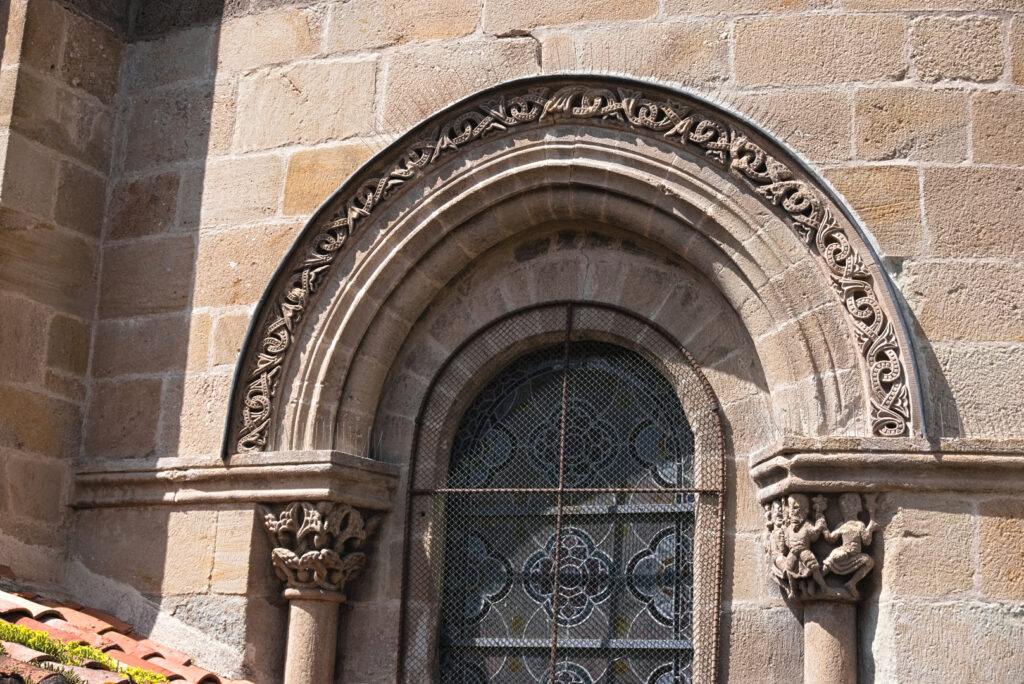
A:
[400,304,725,683]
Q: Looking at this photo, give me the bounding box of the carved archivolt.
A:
[232,76,915,454]
[763,492,880,601]
[262,501,380,597]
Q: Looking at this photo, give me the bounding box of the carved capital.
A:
[763,492,881,602]
[262,501,381,601]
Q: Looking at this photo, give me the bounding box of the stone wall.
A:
[0,0,1021,681]
[0,0,121,582]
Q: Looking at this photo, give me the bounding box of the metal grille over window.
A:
[400,304,724,684]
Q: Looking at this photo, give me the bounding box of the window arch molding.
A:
[224,74,926,463]
[400,302,726,684]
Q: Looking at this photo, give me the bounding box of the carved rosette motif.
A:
[262,501,380,599]
[763,492,880,602]
[235,79,913,453]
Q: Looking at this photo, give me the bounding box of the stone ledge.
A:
[751,440,1024,502]
[72,450,401,510]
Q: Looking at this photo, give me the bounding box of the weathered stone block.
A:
[0,387,79,459]
[728,89,852,163]
[234,58,377,152]
[978,498,1024,601]
[824,165,921,257]
[571,21,729,86]
[98,236,195,318]
[123,82,214,171]
[211,507,258,594]
[85,378,162,458]
[5,455,66,524]
[54,161,105,238]
[46,313,89,376]
[21,0,66,73]
[11,70,114,172]
[61,10,123,105]
[854,87,967,161]
[209,78,236,156]
[217,7,320,73]
[326,0,478,51]
[870,600,1024,682]
[125,25,216,92]
[200,154,285,225]
[0,208,97,319]
[881,494,974,597]
[0,293,47,384]
[666,0,822,11]
[721,605,802,682]
[972,91,1024,164]
[283,143,373,216]
[910,15,1003,82]
[176,372,232,456]
[108,171,181,240]
[193,223,296,308]
[903,260,1024,343]
[933,343,1024,439]
[1,131,57,219]
[73,508,216,594]
[187,312,212,372]
[484,0,656,35]
[211,313,252,367]
[923,167,1024,257]
[92,315,190,378]
[734,15,906,85]
[1013,17,1024,84]
[383,40,539,128]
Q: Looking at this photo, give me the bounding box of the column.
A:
[263,501,380,684]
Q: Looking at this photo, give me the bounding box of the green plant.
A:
[0,621,168,684]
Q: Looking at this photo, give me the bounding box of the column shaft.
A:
[284,599,340,684]
[804,601,857,684]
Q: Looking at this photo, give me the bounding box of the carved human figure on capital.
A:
[765,492,880,601]
[821,493,879,599]
[770,493,831,598]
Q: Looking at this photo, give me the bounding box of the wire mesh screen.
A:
[401,304,724,684]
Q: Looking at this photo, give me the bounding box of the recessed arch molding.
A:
[225,74,923,458]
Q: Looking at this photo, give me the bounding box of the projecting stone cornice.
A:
[71,450,400,509]
[751,437,1024,501]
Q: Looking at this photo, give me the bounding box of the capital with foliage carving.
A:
[262,501,381,601]
[764,492,881,602]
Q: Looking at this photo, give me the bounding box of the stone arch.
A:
[225,74,923,463]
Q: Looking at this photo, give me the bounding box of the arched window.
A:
[400,305,724,684]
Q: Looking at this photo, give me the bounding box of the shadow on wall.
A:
[66,0,285,679]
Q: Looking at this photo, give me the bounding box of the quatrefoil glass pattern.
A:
[431,336,701,683]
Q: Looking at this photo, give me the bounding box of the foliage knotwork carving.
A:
[235,79,913,453]
[262,501,380,596]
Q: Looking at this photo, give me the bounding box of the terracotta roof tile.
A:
[11,617,107,652]
[0,654,72,683]
[41,608,117,636]
[1,642,54,665]
[144,656,222,684]
[59,665,130,684]
[75,609,132,636]
[0,588,239,684]
[136,639,191,666]
[0,594,61,622]
[103,651,180,680]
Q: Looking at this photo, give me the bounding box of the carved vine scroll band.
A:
[235,79,913,453]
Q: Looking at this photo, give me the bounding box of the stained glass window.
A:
[399,304,723,684]
[437,341,698,684]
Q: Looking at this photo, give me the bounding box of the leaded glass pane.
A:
[435,340,698,682]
